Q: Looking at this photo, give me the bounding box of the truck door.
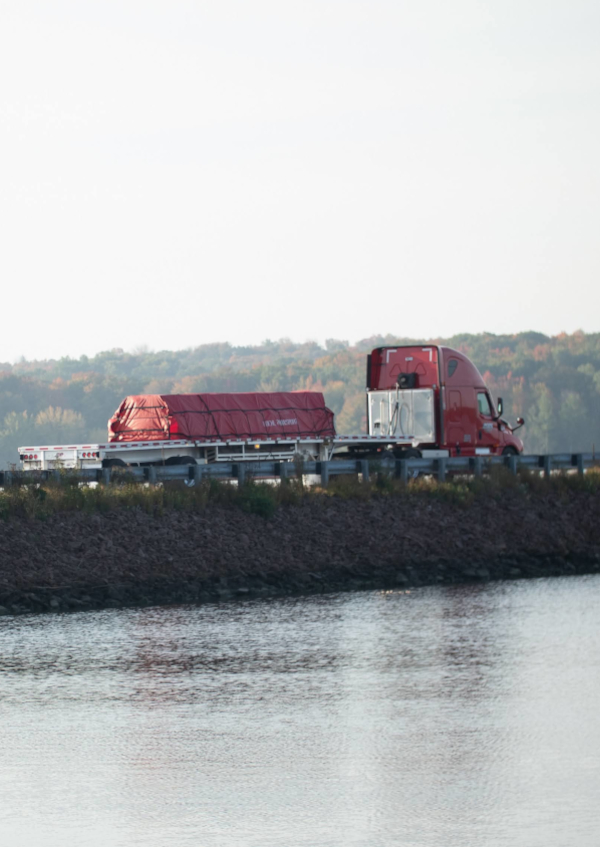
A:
[476,391,500,454]
[446,389,465,451]
[445,388,480,454]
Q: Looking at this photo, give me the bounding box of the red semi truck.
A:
[18,346,524,470]
[365,345,524,458]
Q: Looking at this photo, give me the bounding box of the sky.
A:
[1,0,599,362]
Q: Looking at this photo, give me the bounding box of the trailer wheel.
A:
[164,456,197,466]
[103,458,127,468]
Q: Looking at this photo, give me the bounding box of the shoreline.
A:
[1,483,599,617]
[1,553,599,618]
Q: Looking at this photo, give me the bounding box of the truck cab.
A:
[367,346,524,456]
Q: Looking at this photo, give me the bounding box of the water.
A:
[1,577,600,846]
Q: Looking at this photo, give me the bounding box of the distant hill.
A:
[2,331,600,466]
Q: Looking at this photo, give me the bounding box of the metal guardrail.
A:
[0,453,598,487]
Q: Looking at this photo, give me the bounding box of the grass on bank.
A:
[1,466,599,521]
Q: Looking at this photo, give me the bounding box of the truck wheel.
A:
[502,447,518,456]
[392,446,422,460]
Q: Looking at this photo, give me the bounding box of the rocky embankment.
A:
[1,489,599,616]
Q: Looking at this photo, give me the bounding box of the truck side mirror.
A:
[513,416,525,431]
[497,397,503,415]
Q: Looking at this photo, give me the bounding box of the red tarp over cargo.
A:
[108,392,336,442]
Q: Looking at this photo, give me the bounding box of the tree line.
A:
[2,331,599,467]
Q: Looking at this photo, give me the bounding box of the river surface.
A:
[1,576,599,846]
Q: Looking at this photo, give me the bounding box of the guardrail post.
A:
[319,461,329,487]
[503,454,518,475]
[543,455,551,477]
[437,458,447,483]
[3,471,12,487]
[236,463,246,486]
[395,459,408,484]
[194,464,205,484]
[358,460,370,483]
[148,466,157,484]
[573,454,585,475]
[471,457,483,478]
[278,462,289,484]
[102,468,111,485]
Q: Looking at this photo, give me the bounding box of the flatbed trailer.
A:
[18,433,429,471]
